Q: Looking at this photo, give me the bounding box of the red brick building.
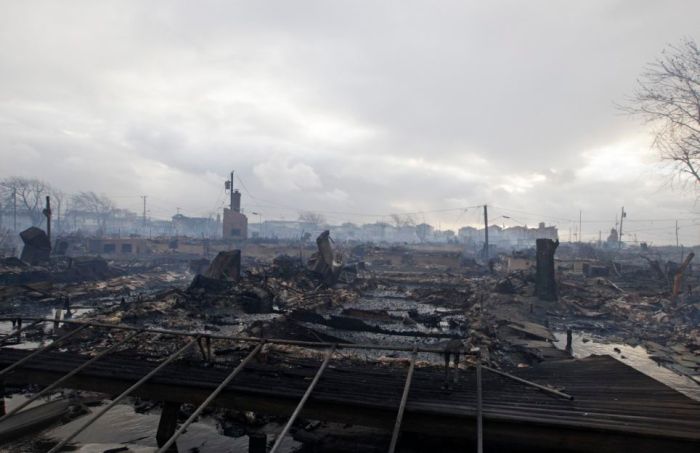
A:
[222,189,247,240]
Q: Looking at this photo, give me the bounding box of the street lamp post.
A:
[251,212,263,238]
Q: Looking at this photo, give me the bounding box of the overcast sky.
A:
[1,1,700,244]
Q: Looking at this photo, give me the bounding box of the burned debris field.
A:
[3,2,700,452]
[0,223,699,452]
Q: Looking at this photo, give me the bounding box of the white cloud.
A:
[253,158,322,192]
[1,1,700,243]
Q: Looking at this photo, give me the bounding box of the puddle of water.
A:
[45,403,300,453]
[0,308,95,350]
[553,331,700,401]
[46,403,243,452]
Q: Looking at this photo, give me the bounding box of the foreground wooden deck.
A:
[1,347,699,452]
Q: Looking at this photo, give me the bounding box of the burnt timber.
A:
[1,348,699,452]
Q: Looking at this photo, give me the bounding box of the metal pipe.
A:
[0,324,89,377]
[47,336,199,453]
[156,341,264,453]
[476,351,483,453]
[483,365,574,401]
[0,317,478,356]
[0,329,144,421]
[0,319,45,345]
[269,344,336,453]
[388,345,417,453]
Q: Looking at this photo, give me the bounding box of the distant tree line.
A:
[0,176,116,229]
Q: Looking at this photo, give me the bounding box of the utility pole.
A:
[43,196,52,245]
[56,197,61,234]
[676,220,680,249]
[483,204,489,259]
[141,195,147,227]
[252,211,263,238]
[618,207,626,248]
[12,187,17,232]
[579,210,582,243]
[229,170,235,210]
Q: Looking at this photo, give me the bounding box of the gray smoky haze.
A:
[1,0,699,244]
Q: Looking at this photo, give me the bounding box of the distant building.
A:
[88,237,151,257]
[172,214,219,238]
[458,222,558,250]
[222,188,248,240]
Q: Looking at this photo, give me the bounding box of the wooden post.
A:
[673,252,695,303]
[249,433,267,453]
[0,380,5,417]
[476,348,483,453]
[53,309,62,332]
[43,196,52,246]
[535,239,559,301]
[566,328,573,355]
[483,205,489,259]
[156,401,181,450]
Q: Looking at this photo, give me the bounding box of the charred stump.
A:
[156,401,181,449]
[535,238,559,301]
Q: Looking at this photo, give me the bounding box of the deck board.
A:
[1,349,699,451]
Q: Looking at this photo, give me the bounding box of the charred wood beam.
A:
[269,344,337,453]
[156,341,265,453]
[0,319,45,346]
[0,324,89,378]
[0,317,480,355]
[0,329,144,422]
[47,337,199,453]
[4,367,695,453]
[483,365,573,401]
[156,401,181,450]
[535,239,559,301]
[476,350,483,453]
[388,345,417,453]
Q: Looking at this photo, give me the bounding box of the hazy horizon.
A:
[2,1,700,245]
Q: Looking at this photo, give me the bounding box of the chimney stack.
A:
[232,190,241,213]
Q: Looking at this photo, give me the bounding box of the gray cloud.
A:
[1,0,699,244]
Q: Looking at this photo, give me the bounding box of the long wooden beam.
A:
[483,365,573,401]
[0,317,476,355]
[155,341,264,453]
[388,345,417,453]
[0,329,144,421]
[47,337,199,453]
[269,344,336,453]
[476,353,483,453]
[0,324,89,378]
[0,320,45,345]
[3,365,699,453]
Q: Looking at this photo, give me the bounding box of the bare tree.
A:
[71,191,115,229]
[298,211,325,225]
[389,213,416,228]
[0,177,53,226]
[51,188,66,232]
[623,38,700,185]
[416,222,433,242]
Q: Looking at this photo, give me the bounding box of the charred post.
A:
[535,238,559,301]
[156,401,181,450]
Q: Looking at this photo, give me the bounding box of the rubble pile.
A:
[2,227,700,452]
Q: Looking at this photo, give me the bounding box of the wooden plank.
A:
[0,350,699,452]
